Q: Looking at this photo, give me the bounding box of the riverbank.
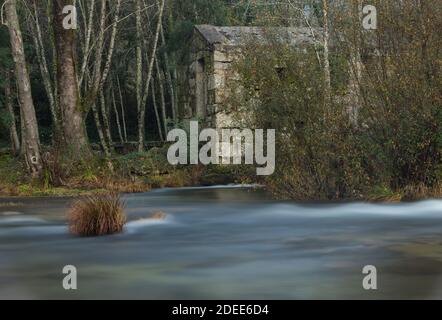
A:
[0,149,254,198]
[1,149,441,202]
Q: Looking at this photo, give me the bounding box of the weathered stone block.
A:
[208,74,225,91]
[215,91,226,104]
[214,61,231,70]
[214,50,232,63]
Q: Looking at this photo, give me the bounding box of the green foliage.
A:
[165,0,237,63]
[229,0,442,200]
[352,0,442,190]
[0,154,23,184]
[368,185,401,202]
[113,146,174,177]
[229,40,366,199]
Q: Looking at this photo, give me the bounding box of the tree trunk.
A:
[322,0,332,113]
[5,0,43,177]
[19,103,25,156]
[96,0,121,99]
[160,23,177,122]
[78,0,96,88]
[138,0,165,152]
[117,75,128,142]
[111,84,124,143]
[151,80,164,141]
[47,0,59,132]
[135,0,143,137]
[91,102,110,157]
[173,68,179,119]
[348,0,364,124]
[30,0,60,138]
[83,0,121,113]
[155,57,168,137]
[4,71,20,155]
[100,90,113,147]
[53,0,90,156]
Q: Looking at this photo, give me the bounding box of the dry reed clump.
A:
[401,183,429,201]
[68,193,126,236]
[103,179,150,193]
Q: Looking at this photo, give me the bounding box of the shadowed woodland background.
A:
[0,0,441,200]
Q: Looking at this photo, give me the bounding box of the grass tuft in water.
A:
[68,193,126,237]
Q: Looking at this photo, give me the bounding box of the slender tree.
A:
[53,0,90,155]
[322,0,332,112]
[348,0,364,124]
[4,70,20,155]
[155,57,168,137]
[116,75,127,142]
[150,79,164,141]
[111,83,124,143]
[29,0,60,136]
[159,20,177,122]
[4,0,43,176]
[138,0,165,152]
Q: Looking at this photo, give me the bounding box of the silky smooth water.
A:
[1,186,442,299]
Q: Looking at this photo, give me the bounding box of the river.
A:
[1,185,442,299]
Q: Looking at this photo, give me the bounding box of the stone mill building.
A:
[182,24,321,129]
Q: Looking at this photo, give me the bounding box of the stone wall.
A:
[185,30,240,129]
[208,45,239,128]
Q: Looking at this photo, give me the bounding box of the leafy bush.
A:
[228,2,441,200]
[113,146,173,177]
[229,42,368,200]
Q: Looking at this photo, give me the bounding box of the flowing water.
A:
[1,185,442,299]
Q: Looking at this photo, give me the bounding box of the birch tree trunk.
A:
[348,0,364,124]
[91,102,110,157]
[138,0,165,152]
[78,0,96,88]
[83,0,121,112]
[4,71,20,156]
[117,75,128,142]
[150,80,164,141]
[100,90,113,147]
[160,22,177,122]
[53,0,90,156]
[47,0,59,128]
[135,0,143,116]
[155,57,168,137]
[19,107,25,156]
[96,0,121,97]
[87,0,106,110]
[31,0,60,137]
[5,0,43,177]
[322,0,332,113]
[111,84,124,143]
